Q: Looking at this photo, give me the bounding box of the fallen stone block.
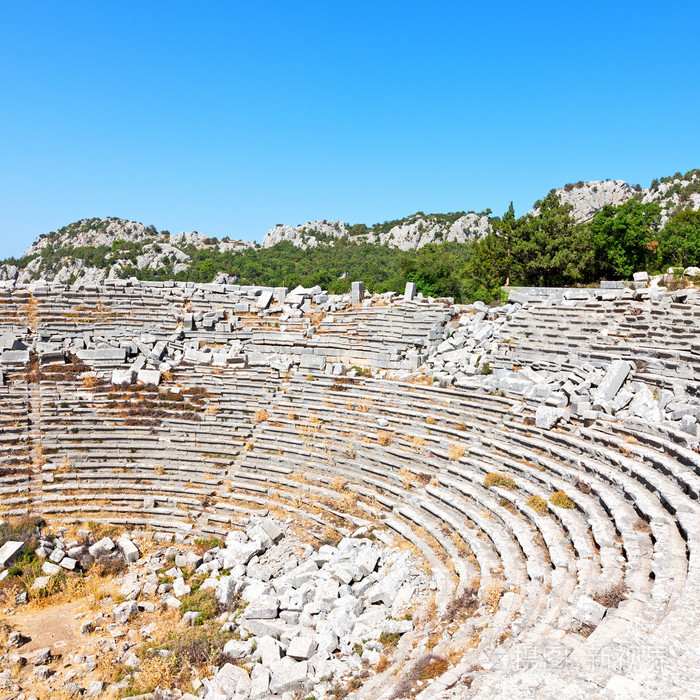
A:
[269,657,309,694]
[572,595,606,627]
[0,540,24,568]
[114,600,139,623]
[137,368,161,386]
[217,663,252,697]
[287,635,317,660]
[535,405,567,430]
[89,536,115,557]
[118,537,140,564]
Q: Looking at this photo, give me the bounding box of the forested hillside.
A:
[2,169,700,303]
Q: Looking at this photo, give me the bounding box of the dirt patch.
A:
[13,598,85,658]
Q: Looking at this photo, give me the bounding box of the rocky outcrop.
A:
[7,218,255,285]
[261,213,491,251]
[261,220,348,249]
[537,180,638,222]
[538,170,700,224]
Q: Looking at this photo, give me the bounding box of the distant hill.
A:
[1,168,698,286]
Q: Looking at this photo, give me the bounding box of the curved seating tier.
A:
[2,283,700,696]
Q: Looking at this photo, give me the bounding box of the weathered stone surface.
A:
[0,540,24,568]
[535,405,567,430]
[572,595,606,626]
[89,537,115,557]
[595,360,632,402]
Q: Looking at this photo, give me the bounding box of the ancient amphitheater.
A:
[2,276,700,699]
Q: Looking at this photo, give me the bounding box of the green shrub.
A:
[180,588,218,623]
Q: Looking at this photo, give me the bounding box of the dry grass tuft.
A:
[448,443,466,461]
[633,518,652,533]
[593,581,629,609]
[484,579,505,610]
[526,494,548,514]
[483,472,517,490]
[376,653,391,672]
[397,467,414,489]
[254,408,269,422]
[444,586,478,621]
[377,431,392,446]
[331,475,348,491]
[411,435,426,449]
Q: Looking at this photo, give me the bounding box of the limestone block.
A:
[89,537,115,557]
[535,405,567,430]
[243,594,279,619]
[218,541,260,568]
[0,540,24,568]
[33,647,52,665]
[269,657,309,694]
[113,600,138,624]
[118,537,140,564]
[572,595,606,626]
[250,665,270,699]
[216,663,252,697]
[215,575,237,609]
[257,291,273,309]
[111,368,134,386]
[222,639,252,659]
[595,360,631,402]
[300,353,326,371]
[94,348,127,361]
[287,635,317,660]
[137,368,161,385]
[255,635,282,666]
[0,333,25,351]
[351,281,364,304]
[41,561,61,576]
[172,577,191,597]
[0,350,29,365]
[31,575,51,591]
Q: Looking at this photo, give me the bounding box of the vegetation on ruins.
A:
[550,491,575,509]
[483,472,518,490]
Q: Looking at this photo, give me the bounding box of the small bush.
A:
[415,653,448,680]
[379,631,401,647]
[484,579,504,610]
[377,431,392,446]
[448,443,466,461]
[180,588,218,623]
[593,581,629,609]
[444,586,478,621]
[254,409,269,422]
[483,472,517,490]
[526,495,548,514]
[550,491,574,509]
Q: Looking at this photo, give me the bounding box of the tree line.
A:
[6,196,700,304]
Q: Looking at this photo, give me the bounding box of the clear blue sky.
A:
[1,1,698,258]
